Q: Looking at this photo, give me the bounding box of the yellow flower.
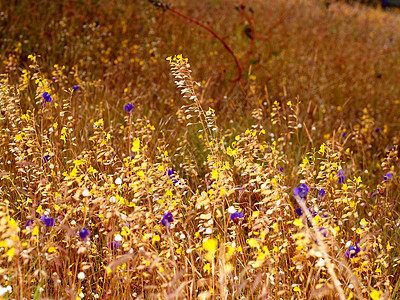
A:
[48,246,58,253]
[211,169,218,180]
[36,205,44,215]
[203,238,218,251]
[318,143,325,155]
[203,263,211,274]
[6,248,15,261]
[293,219,303,229]
[370,289,383,300]
[32,226,39,236]
[387,241,392,251]
[247,238,260,248]
[152,234,160,244]
[293,285,301,293]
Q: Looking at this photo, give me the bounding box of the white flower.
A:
[0,286,11,296]
[205,228,212,234]
[77,272,85,280]
[227,206,236,214]
[115,177,122,185]
[315,258,325,268]
[82,189,90,197]
[114,234,123,242]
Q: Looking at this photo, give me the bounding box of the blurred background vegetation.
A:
[2,0,399,174]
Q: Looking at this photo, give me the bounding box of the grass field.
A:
[0,0,399,299]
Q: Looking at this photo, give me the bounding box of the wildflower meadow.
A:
[0,0,399,299]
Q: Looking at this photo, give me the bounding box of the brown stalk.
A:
[294,194,347,300]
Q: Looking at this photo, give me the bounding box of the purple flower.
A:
[124,103,134,113]
[345,242,361,258]
[375,128,380,133]
[161,212,173,228]
[293,183,309,199]
[41,214,55,227]
[110,241,121,251]
[43,154,51,163]
[338,170,345,184]
[165,168,179,185]
[279,167,284,172]
[167,168,175,176]
[79,228,90,244]
[295,208,303,216]
[295,207,317,217]
[383,173,393,182]
[72,85,80,91]
[230,211,244,222]
[318,188,325,198]
[42,92,52,103]
[25,220,33,228]
[319,227,328,238]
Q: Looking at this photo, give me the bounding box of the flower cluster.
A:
[345,242,361,258]
[43,153,51,163]
[79,228,90,244]
[165,168,179,185]
[338,170,345,184]
[293,183,309,199]
[41,214,55,227]
[124,103,134,113]
[161,212,173,228]
[230,211,244,223]
[42,92,52,103]
[383,172,393,182]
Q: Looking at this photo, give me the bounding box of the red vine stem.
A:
[167,7,243,82]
